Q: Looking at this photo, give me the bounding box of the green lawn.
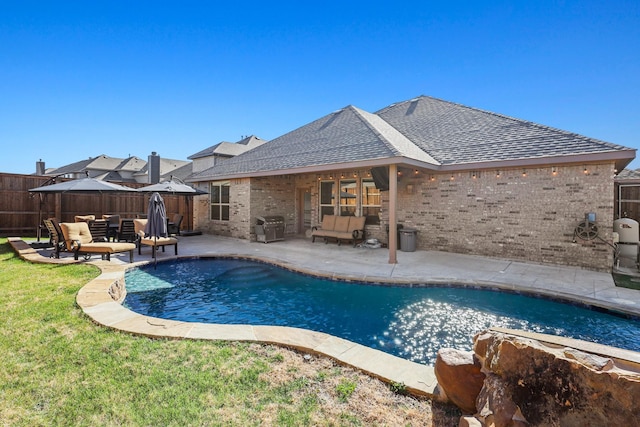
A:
[0,239,459,426]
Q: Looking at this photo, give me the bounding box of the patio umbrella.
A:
[29,176,138,242]
[137,178,207,196]
[29,177,139,194]
[138,177,207,234]
[144,192,168,266]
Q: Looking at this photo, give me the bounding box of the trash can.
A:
[386,224,403,250]
[399,228,417,252]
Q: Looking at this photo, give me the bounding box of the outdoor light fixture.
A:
[583,166,589,175]
[522,170,527,177]
[496,170,501,178]
[552,166,558,176]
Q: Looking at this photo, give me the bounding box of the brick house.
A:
[188,96,635,271]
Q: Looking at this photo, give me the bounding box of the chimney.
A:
[36,159,45,175]
[148,151,160,184]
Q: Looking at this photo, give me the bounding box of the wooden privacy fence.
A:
[0,173,194,237]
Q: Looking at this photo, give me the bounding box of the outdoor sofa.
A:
[311,215,366,247]
[58,221,136,262]
[133,218,178,257]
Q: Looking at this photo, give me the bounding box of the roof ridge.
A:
[349,105,440,165]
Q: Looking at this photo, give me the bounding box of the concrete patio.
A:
[9,234,640,397]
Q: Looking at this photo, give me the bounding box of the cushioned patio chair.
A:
[74,215,95,223]
[59,221,136,262]
[134,218,178,258]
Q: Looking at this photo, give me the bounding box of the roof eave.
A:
[437,150,636,172]
[187,150,636,182]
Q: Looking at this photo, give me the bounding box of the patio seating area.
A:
[311,215,366,247]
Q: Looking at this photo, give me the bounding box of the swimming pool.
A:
[123,258,640,366]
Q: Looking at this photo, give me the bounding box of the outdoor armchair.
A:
[133,218,178,258]
[42,218,66,259]
[167,214,183,236]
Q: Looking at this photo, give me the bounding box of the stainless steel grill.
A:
[255,216,285,243]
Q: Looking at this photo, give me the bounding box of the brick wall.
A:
[249,176,296,239]
[380,163,615,271]
[196,163,616,270]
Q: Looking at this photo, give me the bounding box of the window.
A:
[339,179,357,216]
[319,180,335,220]
[361,179,381,224]
[319,177,381,224]
[210,181,230,221]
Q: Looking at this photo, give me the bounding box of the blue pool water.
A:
[123,258,640,366]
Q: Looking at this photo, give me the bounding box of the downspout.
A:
[388,164,397,264]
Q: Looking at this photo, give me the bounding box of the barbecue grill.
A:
[255,215,285,243]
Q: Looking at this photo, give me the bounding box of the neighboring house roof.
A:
[114,156,147,172]
[190,95,635,182]
[160,161,193,182]
[135,158,191,177]
[615,168,640,181]
[45,154,191,183]
[47,154,125,176]
[188,135,267,160]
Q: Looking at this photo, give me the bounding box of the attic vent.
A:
[319,110,342,131]
[405,99,419,116]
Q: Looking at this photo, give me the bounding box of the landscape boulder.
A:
[434,347,485,413]
[472,330,640,427]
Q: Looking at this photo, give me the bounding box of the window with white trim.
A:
[210,181,230,221]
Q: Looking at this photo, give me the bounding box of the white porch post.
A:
[388,164,397,264]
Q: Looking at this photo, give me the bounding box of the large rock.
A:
[434,348,485,414]
[473,330,640,427]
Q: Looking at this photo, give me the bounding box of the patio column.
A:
[388,164,397,264]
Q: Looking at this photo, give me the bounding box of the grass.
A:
[0,238,460,426]
[612,272,640,290]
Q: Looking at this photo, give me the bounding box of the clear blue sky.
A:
[1,1,638,175]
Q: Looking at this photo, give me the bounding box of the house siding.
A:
[197,163,615,271]
[375,163,615,271]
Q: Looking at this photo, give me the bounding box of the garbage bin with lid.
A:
[399,228,418,252]
[386,223,403,250]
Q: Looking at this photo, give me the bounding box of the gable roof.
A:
[188,135,267,160]
[189,96,635,181]
[48,154,125,176]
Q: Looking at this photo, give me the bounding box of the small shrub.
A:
[336,379,357,402]
[389,381,407,395]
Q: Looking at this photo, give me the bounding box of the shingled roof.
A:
[377,96,632,166]
[188,135,267,160]
[190,95,634,181]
